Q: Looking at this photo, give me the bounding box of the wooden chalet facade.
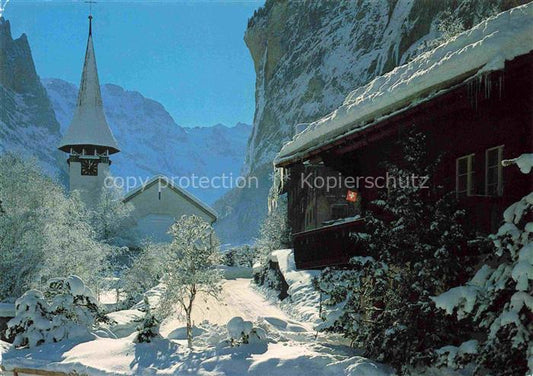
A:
[275,52,533,270]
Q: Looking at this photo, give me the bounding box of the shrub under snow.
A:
[135,297,160,343]
[226,316,267,346]
[7,275,107,348]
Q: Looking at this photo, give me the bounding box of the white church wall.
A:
[134,214,174,243]
[69,160,110,208]
[126,181,216,243]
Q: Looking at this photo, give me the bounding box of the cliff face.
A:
[0,17,64,178]
[214,0,527,245]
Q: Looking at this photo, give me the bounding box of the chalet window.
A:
[485,145,503,196]
[456,154,475,197]
[331,204,348,220]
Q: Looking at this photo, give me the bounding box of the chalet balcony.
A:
[292,218,367,269]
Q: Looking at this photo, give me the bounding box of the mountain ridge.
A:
[43,78,252,204]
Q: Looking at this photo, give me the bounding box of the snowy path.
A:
[1,276,394,375]
[160,278,295,336]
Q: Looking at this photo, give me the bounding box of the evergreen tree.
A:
[316,131,480,373]
[135,296,160,343]
[433,154,532,375]
[7,275,107,348]
[254,197,291,293]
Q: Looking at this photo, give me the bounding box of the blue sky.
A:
[4,0,262,127]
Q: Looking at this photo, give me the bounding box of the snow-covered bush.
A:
[226,316,267,346]
[6,290,50,348]
[433,154,533,375]
[160,215,222,348]
[223,245,256,268]
[315,132,480,373]
[7,276,107,348]
[135,297,160,343]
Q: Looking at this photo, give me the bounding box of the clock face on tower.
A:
[80,159,98,176]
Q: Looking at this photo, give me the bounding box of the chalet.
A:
[274,5,533,269]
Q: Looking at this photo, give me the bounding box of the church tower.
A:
[58,15,119,207]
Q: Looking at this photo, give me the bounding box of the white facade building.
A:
[124,176,217,243]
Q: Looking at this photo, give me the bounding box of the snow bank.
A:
[106,309,144,338]
[1,326,393,376]
[218,265,253,279]
[269,249,322,326]
[276,3,533,164]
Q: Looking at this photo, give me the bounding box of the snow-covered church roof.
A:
[58,16,119,154]
[275,3,533,166]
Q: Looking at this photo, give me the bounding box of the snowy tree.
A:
[7,276,107,348]
[254,197,291,291]
[315,131,480,372]
[256,196,290,264]
[0,155,66,299]
[159,215,222,348]
[223,245,256,268]
[39,190,113,295]
[91,183,136,246]
[433,154,533,375]
[0,155,115,300]
[122,242,168,306]
[135,296,160,343]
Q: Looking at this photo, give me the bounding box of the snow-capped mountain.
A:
[214,0,524,244]
[0,17,64,179]
[43,78,251,204]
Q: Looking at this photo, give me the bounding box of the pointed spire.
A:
[59,15,119,154]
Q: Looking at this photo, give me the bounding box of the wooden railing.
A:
[292,218,367,269]
[1,366,84,376]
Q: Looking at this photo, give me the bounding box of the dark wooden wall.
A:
[285,52,533,268]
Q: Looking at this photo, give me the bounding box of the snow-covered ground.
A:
[0,275,393,376]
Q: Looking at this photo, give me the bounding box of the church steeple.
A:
[58,15,119,155]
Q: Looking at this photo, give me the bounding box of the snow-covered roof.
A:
[123,175,218,221]
[275,3,533,166]
[58,17,120,154]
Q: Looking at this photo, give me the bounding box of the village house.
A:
[274,9,533,269]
